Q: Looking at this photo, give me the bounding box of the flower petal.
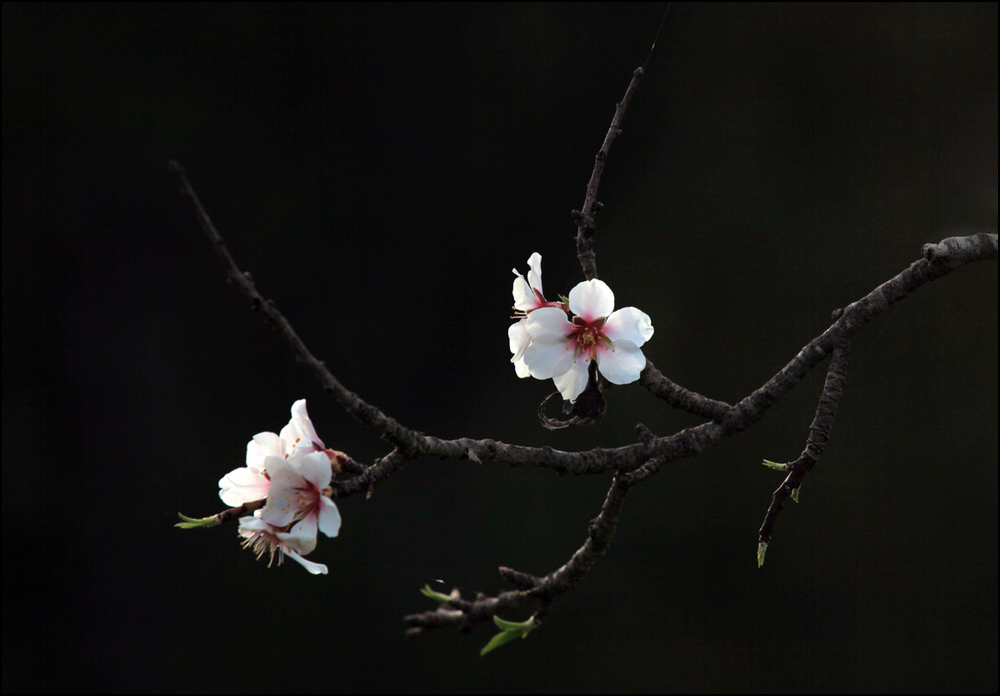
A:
[280,399,323,453]
[247,431,285,470]
[526,252,543,297]
[290,450,333,490]
[285,515,318,554]
[525,306,572,339]
[595,339,647,385]
[260,455,301,528]
[523,332,573,379]
[219,466,270,507]
[568,279,614,322]
[317,497,342,538]
[508,320,530,359]
[553,358,591,402]
[603,307,654,348]
[512,275,535,312]
[284,547,328,575]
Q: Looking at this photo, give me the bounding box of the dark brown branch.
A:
[168,160,423,454]
[403,471,633,633]
[758,339,850,549]
[176,155,994,640]
[574,67,644,281]
[173,163,995,489]
[638,360,731,420]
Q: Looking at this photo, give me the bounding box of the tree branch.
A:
[757,339,850,553]
[403,470,634,634]
[574,67,644,281]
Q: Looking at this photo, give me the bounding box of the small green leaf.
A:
[493,615,536,632]
[175,512,220,529]
[480,615,538,656]
[757,541,768,568]
[791,486,801,503]
[762,459,787,471]
[558,294,569,304]
[480,629,522,656]
[420,585,453,603]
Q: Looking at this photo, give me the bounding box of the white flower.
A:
[509,253,565,378]
[523,278,653,402]
[238,515,328,575]
[259,450,342,540]
[219,399,324,507]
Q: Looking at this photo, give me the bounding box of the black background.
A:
[3,3,997,692]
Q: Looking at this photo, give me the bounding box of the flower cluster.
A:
[218,400,343,575]
[509,253,654,402]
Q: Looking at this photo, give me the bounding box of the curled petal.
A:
[525,252,543,297]
[284,548,328,575]
[280,399,323,453]
[512,275,535,312]
[603,306,654,348]
[568,279,615,322]
[595,340,647,385]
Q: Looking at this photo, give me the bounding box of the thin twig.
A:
[574,67,645,281]
[757,339,850,550]
[403,471,633,632]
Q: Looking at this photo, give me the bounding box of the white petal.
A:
[290,450,333,490]
[603,306,654,348]
[512,275,535,311]
[280,399,323,453]
[513,356,531,378]
[284,547,328,575]
[508,320,531,359]
[553,358,591,402]
[595,340,647,385]
[285,515,318,554]
[247,431,285,470]
[568,279,614,321]
[523,333,573,379]
[237,515,269,535]
[526,252,543,297]
[525,306,572,339]
[318,498,342,538]
[510,321,533,378]
[260,456,302,528]
[219,466,270,507]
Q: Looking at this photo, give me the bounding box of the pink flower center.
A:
[569,316,611,360]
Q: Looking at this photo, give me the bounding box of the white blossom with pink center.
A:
[260,450,342,541]
[509,253,565,378]
[218,399,324,507]
[237,515,328,575]
[523,278,653,402]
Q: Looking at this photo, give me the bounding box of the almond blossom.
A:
[260,450,342,540]
[523,278,653,402]
[509,253,565,378]
[219,399,325,507]
[238,515,328,575]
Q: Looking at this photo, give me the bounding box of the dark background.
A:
[3,3,997,692]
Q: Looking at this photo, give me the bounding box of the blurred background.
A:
[3,3,997,692]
